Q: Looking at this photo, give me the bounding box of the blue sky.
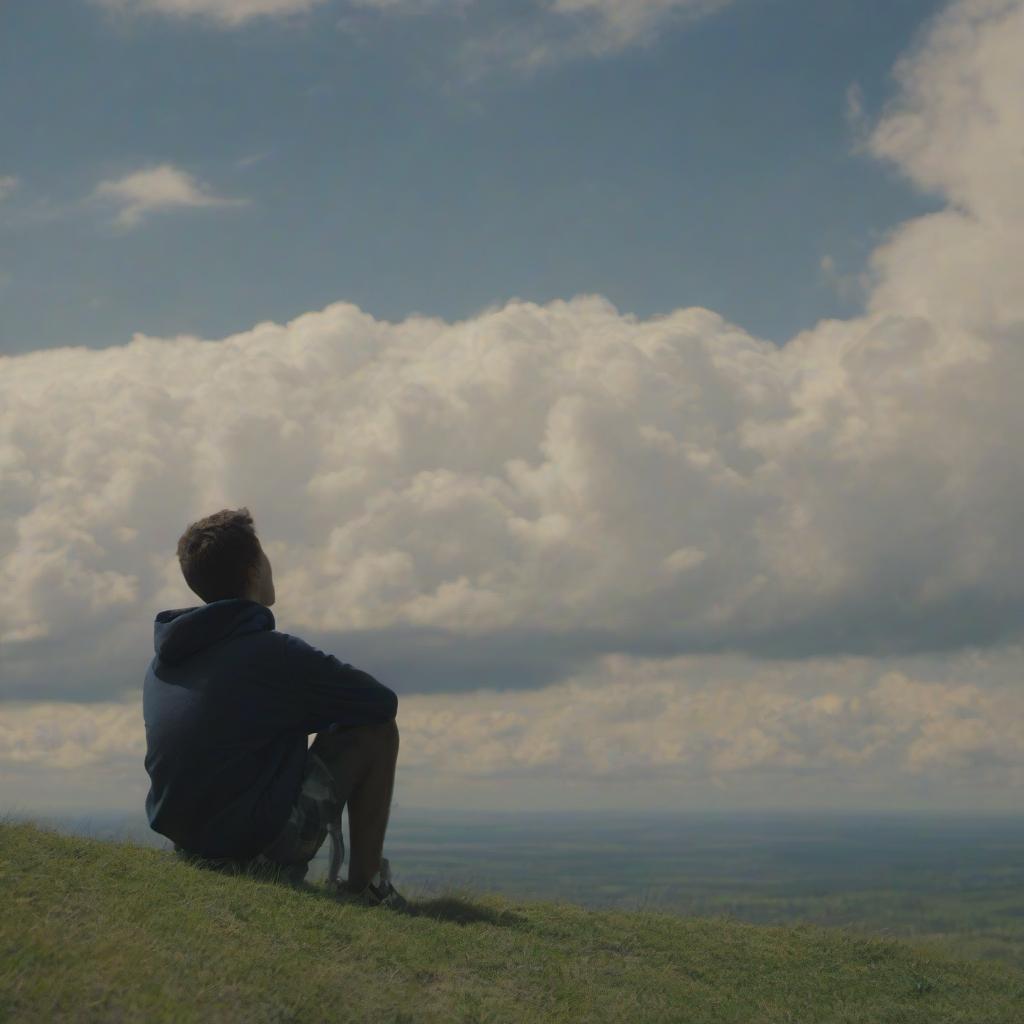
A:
[1,0,944,355]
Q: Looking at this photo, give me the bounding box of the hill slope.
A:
[2,820,1022,1023]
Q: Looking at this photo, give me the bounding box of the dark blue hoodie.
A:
[143,598,397,860]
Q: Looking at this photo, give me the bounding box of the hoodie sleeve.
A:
[279,633,398,734]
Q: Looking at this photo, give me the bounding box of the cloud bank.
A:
[4,648,1022,813]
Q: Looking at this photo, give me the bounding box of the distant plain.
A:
[29,808,1024,971]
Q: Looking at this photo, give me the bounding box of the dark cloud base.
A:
[4,591,1023,704]
[300,601,1024,697]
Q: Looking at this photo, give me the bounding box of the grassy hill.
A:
[2,821,1022,1023]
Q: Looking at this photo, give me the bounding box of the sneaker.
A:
[361,857,409,910]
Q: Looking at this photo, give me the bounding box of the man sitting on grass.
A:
[143,506,406,908]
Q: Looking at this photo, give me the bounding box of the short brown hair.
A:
[176,506,263,603]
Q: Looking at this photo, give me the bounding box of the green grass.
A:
[3,820,1023,1023]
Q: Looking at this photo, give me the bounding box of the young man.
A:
[143,506,406,907]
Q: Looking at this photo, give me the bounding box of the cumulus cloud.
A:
[864,0,1024,332]
[94,0,327,24]
[5,271,1023,703]
[91,165,246,228]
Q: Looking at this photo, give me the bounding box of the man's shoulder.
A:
[273,630,316,656]
[274,631,341,662]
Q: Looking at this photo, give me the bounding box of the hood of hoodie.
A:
[153,598,276,664]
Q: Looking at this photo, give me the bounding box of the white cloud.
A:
[95,0,327,25]
[3,649,1023,812]
[451,0,735,72]
[8,273,1023,703]
[864,0,1024,332]
[0,700,145,770]
[0,176,19,201]
[395,653,1024,795]
[869,0,1024,223]
[545,0,731,54]
[98,0,735,64]
[91,164,246,228]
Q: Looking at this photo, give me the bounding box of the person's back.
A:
[143,506,405,905]
[144,598,301,859]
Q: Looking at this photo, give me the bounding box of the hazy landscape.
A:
[28,808,1024,971]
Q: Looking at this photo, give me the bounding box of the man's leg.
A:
[308,719,399,892]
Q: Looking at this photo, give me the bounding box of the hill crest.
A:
[2,820,1022,1023]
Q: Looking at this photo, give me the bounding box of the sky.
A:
[2,0,1024,819]
[1,0,947,353]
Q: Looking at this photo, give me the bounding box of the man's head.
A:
[176,506,276,606]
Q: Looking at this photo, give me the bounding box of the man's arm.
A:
[279,633,398,734]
